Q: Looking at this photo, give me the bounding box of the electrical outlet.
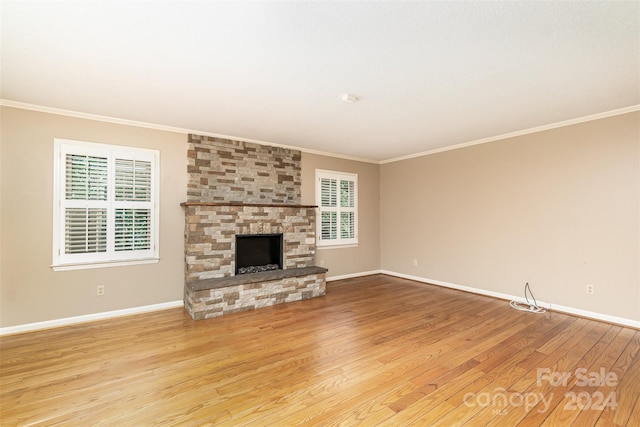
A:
[319,260,325,267]
[97,285,105,296]
[412,259,418,267]
[586,284,594,295]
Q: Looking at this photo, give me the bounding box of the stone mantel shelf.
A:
[186,266,328,292]
[180,202,317,209]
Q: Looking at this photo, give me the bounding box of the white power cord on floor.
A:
[510,282,546,313]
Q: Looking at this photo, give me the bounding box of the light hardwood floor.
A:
[1,274,639,426]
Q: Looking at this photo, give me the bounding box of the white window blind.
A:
[316,170,358,247]
[53,139,159,270]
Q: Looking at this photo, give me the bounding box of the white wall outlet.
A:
[97,285,105,296]
[586,284,594,295]
[319,260,325,267]
[412,259,418,267]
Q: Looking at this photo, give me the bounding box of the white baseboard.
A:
[380,270,640,329]
[327,270,383,282]
[0,300,184,336]
[4,272,637,334]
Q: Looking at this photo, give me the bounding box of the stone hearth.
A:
[184,266,327,320]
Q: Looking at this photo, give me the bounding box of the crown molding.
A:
[3,99,637,166]
[381,104,640,164]
[0,99,379,164]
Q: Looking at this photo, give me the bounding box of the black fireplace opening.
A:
[235,233,283,275]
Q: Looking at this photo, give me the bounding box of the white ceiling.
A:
[2,1,639,162]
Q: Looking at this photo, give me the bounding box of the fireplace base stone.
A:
[184,266,328,320]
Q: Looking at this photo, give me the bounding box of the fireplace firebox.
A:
[235,233,283,275]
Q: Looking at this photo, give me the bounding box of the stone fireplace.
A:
[182,135,327,320]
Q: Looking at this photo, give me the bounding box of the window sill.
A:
[316,244,359,250]
[51,258,160,272]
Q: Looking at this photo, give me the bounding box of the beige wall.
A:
[301,153,380,278]
[0,107,188,327]
[2,105,637,327]
[0,107,382,328]
[380,112,640,321]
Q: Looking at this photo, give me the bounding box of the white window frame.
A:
[52,139,160,271]
[316,169,358,248]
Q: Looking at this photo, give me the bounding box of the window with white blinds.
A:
[316,170,358,247]
[52,139,159,270]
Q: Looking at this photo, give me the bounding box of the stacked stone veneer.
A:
[183,135,326,320]
[184,267,327,320]
[184,204,317,283]
[188,134,301,204]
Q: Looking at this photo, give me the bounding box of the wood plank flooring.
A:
[1,274,639,426]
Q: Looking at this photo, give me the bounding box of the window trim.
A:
[315,169,358,248]
[52,138,160,271]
